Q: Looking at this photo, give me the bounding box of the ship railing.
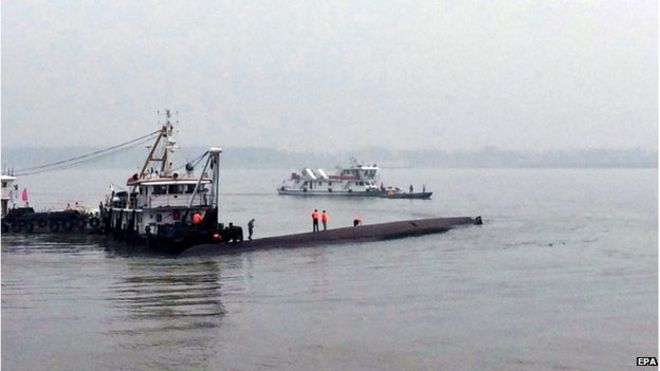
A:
[148,194,208,208]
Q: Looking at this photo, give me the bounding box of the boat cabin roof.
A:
[351,164,378,170]
[127,176,211,186]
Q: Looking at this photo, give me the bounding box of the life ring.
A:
[37,220,48,228]
[88,217,100,228]
[25,222,35,233]
[11,222,23,233]
[62,220,74,232]
[49,221,60,233]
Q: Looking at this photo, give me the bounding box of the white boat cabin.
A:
[279,161,381,195]
[1,174,16,217]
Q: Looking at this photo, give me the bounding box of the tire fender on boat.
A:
[77,219,88,231]
[89,217,100,228]
[62,220,75,232]
[11,222,23,233]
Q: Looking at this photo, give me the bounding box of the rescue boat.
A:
[277,159,383,196]
[277,159,432,199]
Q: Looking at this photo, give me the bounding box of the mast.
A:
[129,109,176,209]
[209,147,223,228]
[138,109,176,179]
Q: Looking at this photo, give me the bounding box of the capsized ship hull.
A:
[180,216,482,257]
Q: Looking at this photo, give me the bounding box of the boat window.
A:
[185,184,196,193]
[168,184,183,194]
[152,185,165,195]
[328,182,332,186]
[1,182,6,188]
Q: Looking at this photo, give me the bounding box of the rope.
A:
[14,130,160,176]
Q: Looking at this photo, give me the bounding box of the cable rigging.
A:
[13,130,161,176]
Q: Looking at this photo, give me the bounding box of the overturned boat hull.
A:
[179,216,482,257]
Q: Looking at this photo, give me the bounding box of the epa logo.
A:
[637,357,658,366]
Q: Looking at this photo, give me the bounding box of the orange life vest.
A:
[312,211,319,220]
[321,212,328,222]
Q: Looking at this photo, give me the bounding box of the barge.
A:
[1,173,102,234]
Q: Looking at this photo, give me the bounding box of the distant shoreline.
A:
[2,146,657,170]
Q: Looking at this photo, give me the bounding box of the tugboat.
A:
[103,110,243,254]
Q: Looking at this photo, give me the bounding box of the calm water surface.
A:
[2,168,657,370]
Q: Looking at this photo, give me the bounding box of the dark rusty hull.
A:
[380,191,433,199]
[179,216,481,257]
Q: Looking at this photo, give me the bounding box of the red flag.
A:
[21,188,28,202]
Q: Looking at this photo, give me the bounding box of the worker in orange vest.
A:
[192,212,203,225]
[321,210,328,231]
[312,209,319,232]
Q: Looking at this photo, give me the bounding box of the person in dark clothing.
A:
[312,209,320,232]
[247,218,255,240]
[409,184,414,193]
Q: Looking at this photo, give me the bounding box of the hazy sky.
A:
[2,0,657,152]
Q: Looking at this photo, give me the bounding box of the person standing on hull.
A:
[321,210,328,231]
[409,184,414,193]
[247,218,255,240]
[312,209,320,232]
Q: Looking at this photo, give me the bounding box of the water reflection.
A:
[1,233,106,254]
[106,258,225,370]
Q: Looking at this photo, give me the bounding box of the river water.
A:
[2,168,657,370]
